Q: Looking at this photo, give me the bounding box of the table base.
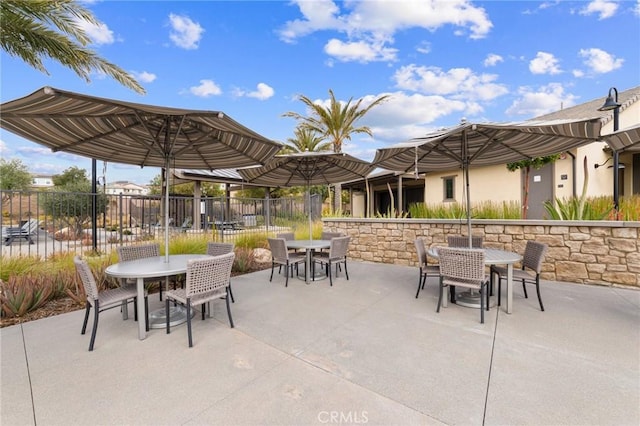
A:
[297,264,328,282]
[455,290,496,309]
[148,305,195,329]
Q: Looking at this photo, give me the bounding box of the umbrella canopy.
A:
[372,118,603,244]
[0,86,282,260]
[0,86,282,169]
[238,152,374,238]
[601,124,640,153]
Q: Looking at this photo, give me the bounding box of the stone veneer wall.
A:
[323,218,640,288]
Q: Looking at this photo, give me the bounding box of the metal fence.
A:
[1,190,322,258]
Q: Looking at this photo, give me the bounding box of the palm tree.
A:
[283,89,389,211]
[280,126,332,154]
[0,0,144,94]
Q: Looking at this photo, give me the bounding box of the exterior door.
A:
[524,163,554,219]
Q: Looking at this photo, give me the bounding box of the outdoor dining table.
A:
[285,239,331,284]
[105,254,212,339]
[428,247,522,314]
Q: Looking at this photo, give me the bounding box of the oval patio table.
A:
[428,247,522,314]
[105,254,212,339]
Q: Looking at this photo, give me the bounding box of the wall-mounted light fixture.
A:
[594,158,625,169]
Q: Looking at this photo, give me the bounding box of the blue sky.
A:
[1,0,639,185]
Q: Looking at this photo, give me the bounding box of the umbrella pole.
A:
[308,184,313,241]
[164,160,170,263]
[465,165,472,247]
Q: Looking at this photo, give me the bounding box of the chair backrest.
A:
[207,242,235,256]
[447,235,483,248]
[437,247,485,284]
[185,252,235,298]
[268,238,289,262]
[73,256,99,302]
[276,232,295,241]
[522,241,548,273]
[321,231,343,240]
[329,236,350,260]
[24,219,39,234]
[414,238,427,267]
[116,243,160,262]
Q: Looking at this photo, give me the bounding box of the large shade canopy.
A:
[0,86,282,260]
[238,152,374,238]
[237,151,374,187]
[0,86,282,169]
[373,118,603,173]
[373,118,603,244]
[601,124,640,153]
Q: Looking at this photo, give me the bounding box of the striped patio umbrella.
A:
[601,124,640,153]
[238,152,373,239]
[0,86,282,260]
[372,118,603,244]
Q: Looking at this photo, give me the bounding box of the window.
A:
[443,176,455,201]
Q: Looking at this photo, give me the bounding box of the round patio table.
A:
[105,254,212,339]
[285,239,331,284]
[428,247,521,314]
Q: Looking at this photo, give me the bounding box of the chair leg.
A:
[88,301,99,351]
[480,286,484,324]
[328,261,333,286]
[159,281,163,301]
[535,278,545,311]
[226,293,234,328]
[165,298,171,334]
[522,279,529,298]
[344,260,349,280]
[270,261,275,282]
[228,282,235,303]
[201,303,206,320]
[133,297,138,321]
[81,302,91,334]
[497,278,502,306]
[415,271,424,299]
[145,296,149,332]
[285,262,289,287]
[436,278,444,313]
[186,299,193,347]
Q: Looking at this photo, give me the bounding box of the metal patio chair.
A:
[74,256,148,351]
[207,242,236,303]
[267,237,305,287]
[165,253,235,348]
[490,241,548,311]
[437,247,490,324]
[414,238,440,298]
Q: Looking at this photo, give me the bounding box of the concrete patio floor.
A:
[2,260,639,425]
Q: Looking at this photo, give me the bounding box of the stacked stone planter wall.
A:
[323,218,640,287]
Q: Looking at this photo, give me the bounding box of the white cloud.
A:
[0,139,8,154]
[416,41,431,54]
[75,19,115,45]
[278,0,492,63]
[505,83,579,117]
[392,65,508,101]
[169,14,204,50]
[579,0,618,19]
[483,53,503,67]
[132,71,156,83]
[635,0,640,16]
[234,83,275,100]
[572,69,585,78]
[189,80,222,97]
[324,38,398,62]
[578,48,624,74]
[529,52,562,75]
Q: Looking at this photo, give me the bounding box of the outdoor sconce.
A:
[594,158,625,169]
